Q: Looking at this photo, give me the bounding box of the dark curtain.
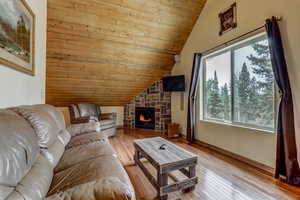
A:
[187,53,202,142]
[266,16,300,186]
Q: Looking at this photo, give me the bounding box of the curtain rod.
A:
[201,17,282,56]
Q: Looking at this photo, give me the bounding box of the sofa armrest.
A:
[66,121,101,137]
[99,113,117,121]
[70,116,90,124]
[70,116,99,124]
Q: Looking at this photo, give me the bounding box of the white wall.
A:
[101,106,124,126]
[0,0,47,108]
[172,0,300,167]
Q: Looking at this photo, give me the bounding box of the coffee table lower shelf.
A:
[134,148,198,200]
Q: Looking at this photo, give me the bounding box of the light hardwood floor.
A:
[110,128,300,200]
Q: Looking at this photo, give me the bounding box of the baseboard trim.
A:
[188,138,275,176]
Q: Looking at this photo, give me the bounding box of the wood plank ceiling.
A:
[46,0,207,106]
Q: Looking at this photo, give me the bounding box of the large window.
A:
[202,33,275,132]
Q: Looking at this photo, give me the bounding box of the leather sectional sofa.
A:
[69,103,117,137]
[0,104,135,200]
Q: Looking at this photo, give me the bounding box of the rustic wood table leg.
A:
[157,170,168,200]
[182,165,196,193]
[134,148,143,161]
[134,149,139,163]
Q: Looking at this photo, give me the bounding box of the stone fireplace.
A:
[135,107,155,129]
[124,79,171,132]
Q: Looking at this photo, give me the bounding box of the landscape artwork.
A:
[0,0,35,75]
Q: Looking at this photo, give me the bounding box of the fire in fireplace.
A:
[135,107,155,129]
[139,114,152,123]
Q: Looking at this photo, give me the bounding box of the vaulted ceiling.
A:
[46,0,207,106]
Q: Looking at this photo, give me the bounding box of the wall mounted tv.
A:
[162,75,185,92]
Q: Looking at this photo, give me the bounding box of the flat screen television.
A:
[162,75,185,92]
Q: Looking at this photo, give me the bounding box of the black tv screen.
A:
[162,75,185,92]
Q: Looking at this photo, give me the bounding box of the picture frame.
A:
[219,3,237,36]
[0,0,35,75]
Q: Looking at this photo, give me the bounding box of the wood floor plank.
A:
[110,128,300,200]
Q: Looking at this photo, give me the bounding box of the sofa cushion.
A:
[47,156,135,200]
[102,126,117,138]
[46,177,134,200]
[5,191,24,200]
[16,155,53,200]
[57,129,71,146]
[77,103,101,117]
[55,138,116,173]
[41,140,65,168]
[0,186,14,200]
[67,121,101,137]
[0,109,39,187]
[100,119,116,132]
[11,106,60,148]
[32,104,66,130]
[66,131,108,149]
[40,129,70,168]
[100,119,115,127]
[69,104,80,119]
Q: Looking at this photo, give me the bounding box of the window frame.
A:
[201,32,277,133]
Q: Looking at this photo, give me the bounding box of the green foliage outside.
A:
[205,41,274,129]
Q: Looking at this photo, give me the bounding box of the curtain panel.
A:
[266,16,300,186]
[187,53,202,142]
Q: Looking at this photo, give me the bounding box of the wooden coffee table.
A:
[134,137,198,200]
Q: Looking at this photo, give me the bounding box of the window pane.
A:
[204,51,231,122]
[233,38,274,129]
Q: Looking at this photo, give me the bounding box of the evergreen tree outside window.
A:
[204,51,231,122]
[202,33,275,132]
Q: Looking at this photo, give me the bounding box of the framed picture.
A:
[0,0,35,75]
[219,3,237,36]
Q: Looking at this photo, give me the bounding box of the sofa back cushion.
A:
[0,109,39,198]
[41,129,71,168]
[69,104,80,119]
[14,155,54,200]
[32,104,66,130]
[57,107,71,126]
[66,121,101,137]
[77,103,101,117]
[11,106,60,148]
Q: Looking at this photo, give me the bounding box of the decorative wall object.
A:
[0,0,35,75]
[124,79,171,133]
[219,3,237,36]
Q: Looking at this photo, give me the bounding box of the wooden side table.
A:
[167,123,181,138]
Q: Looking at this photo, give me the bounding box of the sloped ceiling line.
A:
[46,0,207,106]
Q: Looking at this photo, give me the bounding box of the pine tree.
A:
[233,74,240,121]
[221,83,231,121]
[205,79,213,116]
[248,77,259,121]
[237,63,251,123]
[247,41,274,127]
[208,71,223,119]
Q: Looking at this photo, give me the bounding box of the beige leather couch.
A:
[69,103,117,137]
[0,104,135,200]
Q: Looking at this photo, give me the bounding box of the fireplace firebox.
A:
[135,107,155,129]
